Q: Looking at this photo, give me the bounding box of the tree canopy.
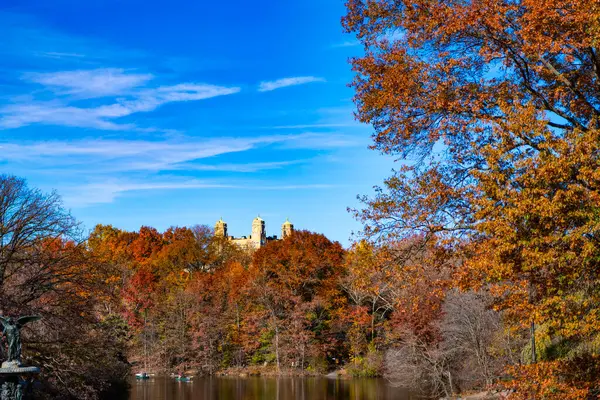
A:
[344,0,600,396]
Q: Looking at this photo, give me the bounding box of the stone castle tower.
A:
[251,216,266,248]
[214,216,293,250]
[215,217,227,238]
[281,218,294,239]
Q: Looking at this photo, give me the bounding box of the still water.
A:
[129,376,413,400]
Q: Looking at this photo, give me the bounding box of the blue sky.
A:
[0,0,394,246]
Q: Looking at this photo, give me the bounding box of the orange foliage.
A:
[130,226,164,263]
[252,230,346,303]
[505,358,600,400]
[344,0,600,396]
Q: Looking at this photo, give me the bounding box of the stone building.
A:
[281,218,294,239]
[214,216,294,250]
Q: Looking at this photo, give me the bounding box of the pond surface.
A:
[128,376,413,400]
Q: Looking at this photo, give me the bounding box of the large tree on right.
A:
[344,1,600,397]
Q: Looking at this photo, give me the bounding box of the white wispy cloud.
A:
[258,76,325,92]
[0,133,356,173]
[280,132,359,149]
[24,68,154,97]
[268,123,357,129]
[0,102,136,131]
[332,40,360,48]
[2,14,242,132]
[62,179,338,207]
[175,160,307,173]
[0,137,273,169]
[62,180,237,206]
[1,132,356,208]
[36,52,87,59]
[0,69,241,131]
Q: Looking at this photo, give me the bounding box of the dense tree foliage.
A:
[0,175,129,400]
[0,174,514,398]
[344,0,600,397]
[249,231,346,372]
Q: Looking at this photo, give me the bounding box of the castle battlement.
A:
[214,216,294,250]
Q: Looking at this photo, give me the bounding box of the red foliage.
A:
[130,226,163,263]
[122,266,157,328]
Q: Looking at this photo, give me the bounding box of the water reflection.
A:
[129,376,413,400]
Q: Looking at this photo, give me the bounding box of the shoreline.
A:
[215,366,343,378]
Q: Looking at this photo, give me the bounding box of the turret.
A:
[251,216,266,248]
[214,217,228,238]
[281,218,294,239]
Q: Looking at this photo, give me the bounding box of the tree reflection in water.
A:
[129,376,414,400]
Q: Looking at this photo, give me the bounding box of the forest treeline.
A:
[0,174,535,400]
[3,171,597,400]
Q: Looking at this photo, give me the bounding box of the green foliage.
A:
[347,343,382,378]
[249,329,276,365]
[521,324,552,364]
[307,356,329,374]
[100,314,131,347]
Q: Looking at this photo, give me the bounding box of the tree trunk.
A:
[143,313,148,371]
[447,369,454,397]
[530,320,537,364]
[270,309,280,373]
[371,299,376,341]
[274,324,280,373]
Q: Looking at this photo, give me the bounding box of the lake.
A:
[128,376,413,400]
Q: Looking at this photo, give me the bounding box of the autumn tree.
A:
[87,224,136,314]
[344,0,600,396]
[130,226,163,264]
[187,259,252,373]
[386,289,509,397]
[343,241,394,346]
[0,175,129,399]
[343,237,455,380]
[250,230,346,373]
[0,175,81,312]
